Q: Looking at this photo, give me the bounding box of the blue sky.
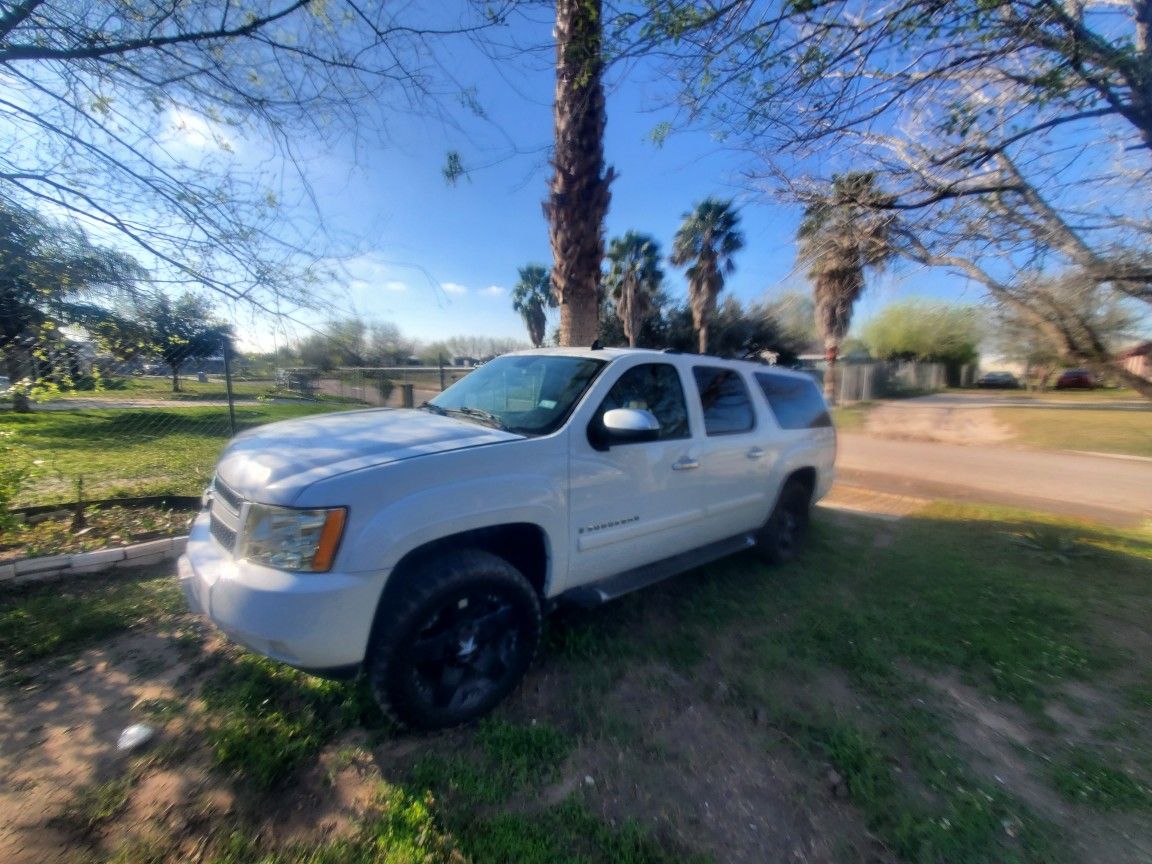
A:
[224,12,969,352]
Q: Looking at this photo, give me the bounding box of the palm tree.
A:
[511,264,556,348]
[604,232,663,347]
[671,198,745,354]
[543,0,615,347]
[796,172,896,402]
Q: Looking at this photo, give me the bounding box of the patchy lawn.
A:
[844,395,1151,457]
[992,407,1152,459]
[0,503,196,563]
[0,401,347,507]
[0,504,1149,863]
[60,376,279,402]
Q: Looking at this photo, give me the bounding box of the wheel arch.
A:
[783,466,817,500]
[364,522,549,655]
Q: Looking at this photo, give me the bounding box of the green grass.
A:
[74,376,278,401]
[0,569,184,664]
[994,406,1152,458]
[0,401,346,505]
[966,387,1144,402]
[106,784,467,864]
[540,503,1152,862]
[830,402,874,431]
[7,502,1152,864]
[1051,747,1152,810]
[458,802,695,864]
[60,775,136,833]
[408,718,574,806]
[793,712,1052,863]
[197,651,384,789]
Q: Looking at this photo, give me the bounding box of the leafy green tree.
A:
[368,322,415,366]
[545,0,615,347]
[671,198,745,353]
[511,265,557,348]
[861,300,981,367]
[663,297,789,360]
[288,319,371,371]
[131,293,232,393]
[1,198,142,412]
[761,292,818,365]
[598,288,671,349]
[796,173,896,400]
[604,232,663,347]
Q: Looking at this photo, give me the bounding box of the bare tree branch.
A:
[0,1,520,316]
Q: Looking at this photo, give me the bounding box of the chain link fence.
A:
[835,361,974,403]
[2,354,477,511]
[4,351,967,510]
[283,365,475,407]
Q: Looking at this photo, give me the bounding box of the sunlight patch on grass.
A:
[0,571,184,663]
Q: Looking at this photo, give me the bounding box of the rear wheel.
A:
[758,479,811,564]
[366,549,541,729]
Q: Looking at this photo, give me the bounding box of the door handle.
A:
[746,447,765,460]
[672,458,700,471]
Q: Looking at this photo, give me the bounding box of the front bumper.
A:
[179,510,389,671]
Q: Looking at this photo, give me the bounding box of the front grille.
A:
[210,512,238,552]
[213,475,243,513]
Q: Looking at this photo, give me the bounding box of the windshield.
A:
[425,355,605,436]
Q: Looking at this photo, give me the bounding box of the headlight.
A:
[236,504,347,572]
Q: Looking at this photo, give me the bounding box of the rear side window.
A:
[692,366,755,435]
[755,371,832,429]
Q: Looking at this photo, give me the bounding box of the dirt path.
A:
[861,400,1016,444]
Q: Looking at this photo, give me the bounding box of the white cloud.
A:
[384,280,409,292]
[481,285,506,297]
[442,282,469,295]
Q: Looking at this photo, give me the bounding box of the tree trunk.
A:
[3,349,31,413]
[171,364,181,393]
[697,323,708,354]
[10,391,31,413]
[545,0,613,347]
[1102,362,1152,400]
[823,345,839,404]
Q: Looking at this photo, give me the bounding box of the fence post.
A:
[438,353,446,391]
[222,337,237,437]
[401,383,414,408]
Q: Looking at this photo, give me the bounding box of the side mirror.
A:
[601,408,660,446]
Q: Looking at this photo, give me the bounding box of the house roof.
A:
[1118,341,1152,358]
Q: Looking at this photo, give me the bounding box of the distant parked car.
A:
[1055,369,1095,390]
[975,371,1020,389]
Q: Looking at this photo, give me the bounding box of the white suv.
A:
[180,348,835,728]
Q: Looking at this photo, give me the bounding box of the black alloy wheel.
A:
[368,550,541,729]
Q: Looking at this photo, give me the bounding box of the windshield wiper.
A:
[446,406,507,431]
[417,401,447,416]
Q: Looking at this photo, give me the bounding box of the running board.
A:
[557,532,758,608]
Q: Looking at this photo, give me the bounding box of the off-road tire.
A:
[366,549,541,730]
[758,479,811,564]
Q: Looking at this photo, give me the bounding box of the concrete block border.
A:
[0,537,188,588]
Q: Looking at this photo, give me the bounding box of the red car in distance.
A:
[1054,369,1096,390]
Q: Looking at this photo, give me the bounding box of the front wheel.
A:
[366,549,541,730]
[757,479,811,564]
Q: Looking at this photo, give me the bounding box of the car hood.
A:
[215,407,522,502]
